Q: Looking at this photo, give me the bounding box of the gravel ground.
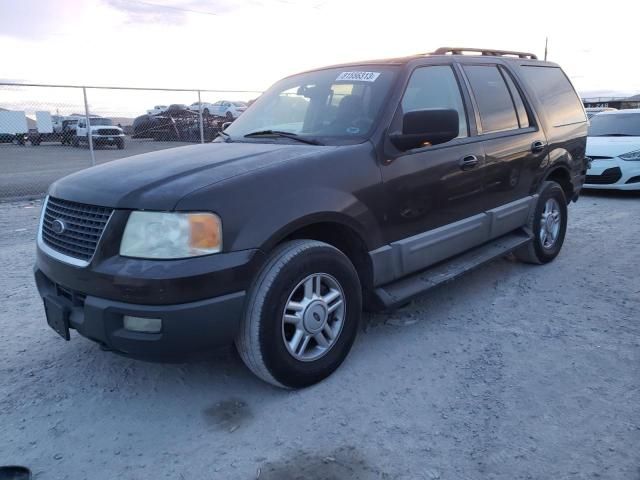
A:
[1,192,639,480]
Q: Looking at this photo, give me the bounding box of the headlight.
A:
[619,149,640,161]
[120,211,222,259]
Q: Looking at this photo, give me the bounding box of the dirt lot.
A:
[0,192,638,480]
[0,139,190,200]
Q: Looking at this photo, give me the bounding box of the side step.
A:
[373,229,532,309]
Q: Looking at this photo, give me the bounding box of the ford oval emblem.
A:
[51,219,67,235]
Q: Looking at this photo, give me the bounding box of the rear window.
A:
[588,113,640,137]
[520,66,585,127]
[463,65,519,134]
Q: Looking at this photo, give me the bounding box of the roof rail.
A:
[430,47,538,60]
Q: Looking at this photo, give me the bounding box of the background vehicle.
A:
[200,100,247,119]
[35,47,587,388]
[147,105,168,115]
[585,109,640,190]
[164,104,190,116]
[585,107,617,119]
[73,117,126,149]
[0,109,28,144]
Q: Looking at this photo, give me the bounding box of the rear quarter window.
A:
[520,66,586,127]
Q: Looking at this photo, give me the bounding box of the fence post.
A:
[198,90,205,144]
[82,86,96,166]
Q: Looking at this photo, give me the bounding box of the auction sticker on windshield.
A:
[336,71,380,82]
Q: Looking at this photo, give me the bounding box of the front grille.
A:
[42,197,113,261]
[586,167,622,185]
[96,128,120,136]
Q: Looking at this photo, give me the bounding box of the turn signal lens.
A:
[189,213,222,250]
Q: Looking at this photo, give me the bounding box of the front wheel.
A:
[236,240,362,388]
[514,181,568,264]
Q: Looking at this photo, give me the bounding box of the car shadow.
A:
[581,189,640,200]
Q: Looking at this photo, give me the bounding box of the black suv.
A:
[35,48,588,388]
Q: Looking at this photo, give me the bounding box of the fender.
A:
[230,186,382,252]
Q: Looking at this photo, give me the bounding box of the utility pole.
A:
[544,37,548,61]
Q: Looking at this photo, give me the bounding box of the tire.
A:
[236,240,362,389]
[203,108,209,116]
[72,136,79,148]
[116,139,125,150]
[225,111,234,120]
[514,181,568,264]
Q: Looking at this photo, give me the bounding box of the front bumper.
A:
[34,212,265,359]
[584,158,640,190]
[91,135,124,145]
[35,267,245,360]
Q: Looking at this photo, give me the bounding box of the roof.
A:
[296,47,548,77]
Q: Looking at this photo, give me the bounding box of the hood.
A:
[586,136,640,157]
[49,142,333,210]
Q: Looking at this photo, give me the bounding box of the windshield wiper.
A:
[244,130,323,145]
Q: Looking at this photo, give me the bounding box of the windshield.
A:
[90,118,113,126]
[588,113,640,136]
[224,66,398,143]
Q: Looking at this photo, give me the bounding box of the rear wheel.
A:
[236,240,362,388]
[514,181,567,264]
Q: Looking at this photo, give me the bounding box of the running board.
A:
[373,230,532,309]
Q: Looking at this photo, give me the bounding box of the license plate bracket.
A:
[44,296,70,340]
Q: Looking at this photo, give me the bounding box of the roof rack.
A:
[430,47,538,60]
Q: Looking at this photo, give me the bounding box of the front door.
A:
[381,64,486,243]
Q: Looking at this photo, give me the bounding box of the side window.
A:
[499,66,530,128]
[519,66,586,127]
[401,65,468,139]
[463,65,519,134]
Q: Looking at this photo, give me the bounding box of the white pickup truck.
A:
[74,117,125,149]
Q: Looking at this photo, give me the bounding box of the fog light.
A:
[123,315,162,333]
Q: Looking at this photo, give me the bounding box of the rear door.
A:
[459,63,548,216]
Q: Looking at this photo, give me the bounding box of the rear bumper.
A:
[34,267,246,360]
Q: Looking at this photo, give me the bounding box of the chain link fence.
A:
[0,83,263,200]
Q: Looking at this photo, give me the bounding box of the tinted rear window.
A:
[588,113,640,137]
[463,65,519,134]
[520,66,585,127]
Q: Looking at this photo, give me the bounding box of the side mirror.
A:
[390,109,459,151]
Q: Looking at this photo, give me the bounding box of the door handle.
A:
[459,155,479,171]
[531,140,546,153]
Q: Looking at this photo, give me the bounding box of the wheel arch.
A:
[542,164,573,203]
[267,214,375,294]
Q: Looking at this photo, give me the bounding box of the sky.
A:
[1,0,639,118]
